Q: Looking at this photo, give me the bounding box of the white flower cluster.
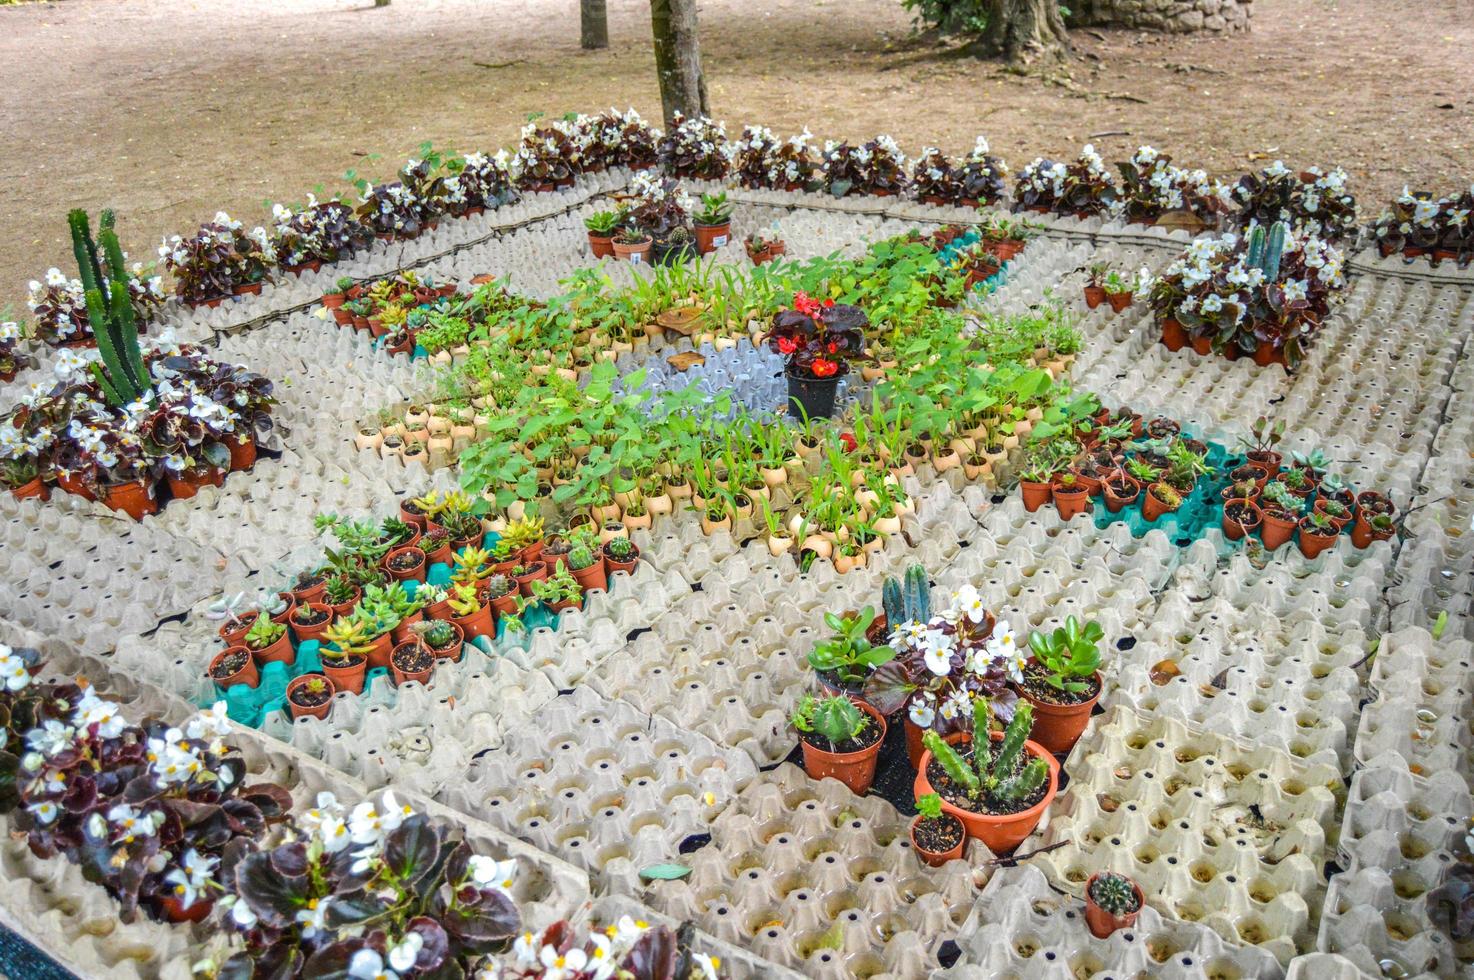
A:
[628,169,694,216]
[486,915,719,980]
[888,584,1025,729]
[1117,145,1230,218]
[1017,157,1068,199]
[664,114,731,168]
[26,265,165,343]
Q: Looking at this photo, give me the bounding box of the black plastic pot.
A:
[786,369,841,420]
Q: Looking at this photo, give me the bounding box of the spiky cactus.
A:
[1262,220,1287,283]
[904,564,931,624]
[69,209,151,407]
[1246,224,1266,271]
[922,698,1049,804]
[1089,872,1140,915]
[882,575,904,630]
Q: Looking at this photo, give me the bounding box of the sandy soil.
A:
[1,0,1470,313]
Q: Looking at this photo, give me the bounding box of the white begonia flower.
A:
[938,687,972,722]
[295,898,330,939]
[950,584,988,625]
[691,952,722,980]
[908,693,937,729]
[921,630,954,676]
[0,646,32,692]
[230,896,259,929]
[347,948,398,980]
[512,931,541,967]
[28,719,76,757]
[29,801,59,824]
[1281,279,1309,303]
[539,944,589,980]
[348,790,410,845]
[467,855,518,895]
[387,932,424,973]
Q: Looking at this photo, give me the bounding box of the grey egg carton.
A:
[1317,867,1472,979]
[1033,705,1343,966]
[936,864,1284,980]
[1353,628,1474,787]
[637,763,982,979]
[438,686,758,890]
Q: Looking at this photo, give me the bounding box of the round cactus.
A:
[1088,871,1140,916]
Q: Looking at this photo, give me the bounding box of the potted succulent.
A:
[792,693,887,795]
[1102,469,1140,513]
[745,232,785,266]
[1297,510,1341,560]
[444,582,495,640]
[584,209,623,259]
[286,673,335,720]
[1084,871,1144,938]
[566,540,608,593]
[911,791,966,866]
[385,545,429,583]
[1352,491,1396,548]
[1259,482,1304,549]
[1222,496,1264,541]
[766,291,868,420]
[208,645,258,690]
[603,535,639,575]
[1018,615,1104,754]
[1103,269,1142,312]
[916,698,1058,853]
[1018,454,1055,513]
[692,191,735,255]
[807,606,896,698]
[1051,470,1090,520]
[390,622,439,686]
[319,616,375,694]
[1141,482,1182,523]
[612,227,653,265]
[1083,263,1108,309]
[289,600,334,645]
[530,564,585,615]
[243,612,292,667]
[481,573,521,621]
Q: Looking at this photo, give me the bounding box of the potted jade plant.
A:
[792,693,886,795]
[1084,871,1144,938]
[692,191,735,255]
[584,209,623,259]
[1259,482,1303,550]
[1018,616,1104,754]
[286,673,335,720]
[911,792,966,867]
[807,606,895,698]
[766,292,868,420]
[916,698,1058,853]
[243,612,292,667]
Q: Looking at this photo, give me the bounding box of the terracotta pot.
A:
[391,610,425,646]
[363,631,394,671]
[587,232,615,258]
[1084,873,1144,938]
[910,814,967,867]
[1102,478,1139,514]
[228,435,257,472]
[1020,480,1052,513]
[604,543,640,576]
[1140,485,1178,523]
[249,631,295,668]
[289,604,336,645]
[10,477,49,502]
[799,700,886,795]
[1160,318,1189,352]
[1069,467,1103,496]
[1313,497,1353,531]
[612,237,653,264]
[209,646,258,690]
[694,221,732,254]
[1247,450,1282,479]
[1051,480,1090,520]
[1190,335,1213,356]
[385,545,428,584]
[1297,521,1340,560]
[914,732,1059,854]
[569,558,609,594]
[1221,498,1263,541]
[390,643,436,686]
[287,674,335,721]
[1019,666,1101,754]
[450,602,495,641]
[328,587,362,618]
[1083,285,1106,309]
[290,577,328,605]
[487,588,520,621]
[1351,513,1395,549]
[321,653,368,695]
[160,894,215,924]
[166,466,225,501]
[103,479,160,520]
[399,501,429,529]
[1260,509,1298,550]
[514,561,549,596]
[1105,291,1133,313]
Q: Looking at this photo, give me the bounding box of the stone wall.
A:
[1071,0,1252,33]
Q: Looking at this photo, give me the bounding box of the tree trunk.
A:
[650,0,709,124]
[581,0,609,50]
[975,0,1071,63]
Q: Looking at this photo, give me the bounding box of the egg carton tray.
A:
[1317,866,1472,979]
[636,763,983,980]
[1032,705,1344,966]
[577,893,807,980]
[936,864,1284,980]
[438,686,758,891]
[1352,628,1474,789]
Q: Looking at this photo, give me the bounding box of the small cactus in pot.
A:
[1084,870,1143,938]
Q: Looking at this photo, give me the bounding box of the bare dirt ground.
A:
[1,0,1470,313]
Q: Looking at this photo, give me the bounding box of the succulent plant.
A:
[922,699,1048,804]
[1089,871,1140,916]
[605,536,635,561]
[567,544,595,570]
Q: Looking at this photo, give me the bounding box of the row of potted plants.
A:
[319,270,462,355]
[1149,220,1346,370]
[1,644,726,977]
[583,174,736,264]
[1372,184,1474,268]
[2,213,275,517]
[1082,263,1149,313]
[209,497,641,722]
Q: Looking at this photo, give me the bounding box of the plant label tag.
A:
[629,254,643,265]
[712,234,728,247]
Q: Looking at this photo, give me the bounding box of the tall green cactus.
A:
[921,698,1048,804]
[69,209,151,407]
[903,564,931,624]
[882,576,903,631]
[1262,220,1287,283]
[1246,225,1266,271]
